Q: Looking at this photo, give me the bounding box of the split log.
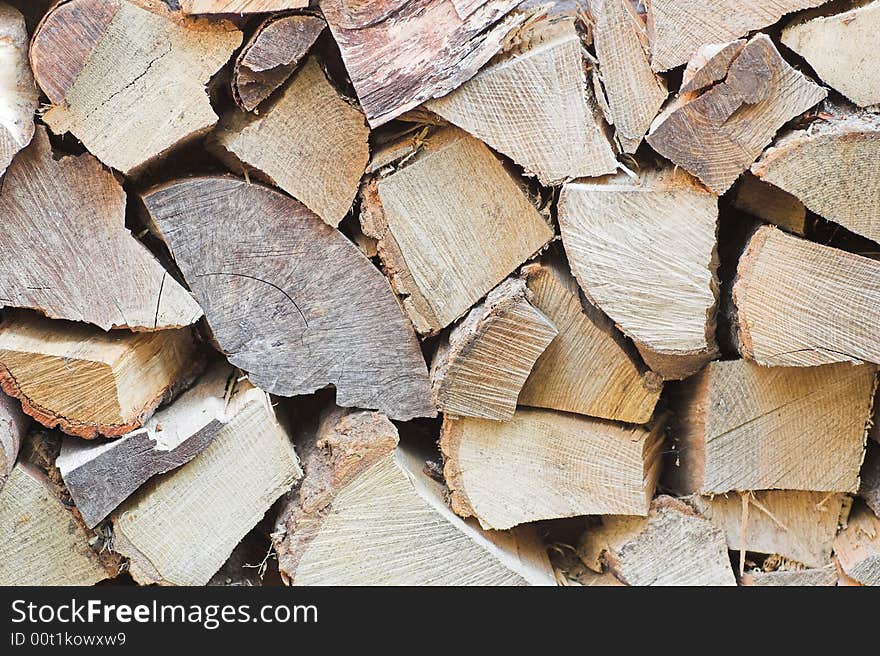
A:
[30,0,242,174]
[733,226,880,366]
[679,40,746,95]
[741,564,837,586]
[0,127,202,330]
[275,406,555,585]
[589,0,667,153]
[430,278,558,421]
[214,56,369,227]
[518,256,662,424]
[320,0,530,127]
[860,443,880,518]
[0,311,201,439]
[646,0,827,71]
[362,128,554,334]
[834,504,880,586]
[58,362,237,528]
[182,0,309,12]
[732,173,807,236]
[834,555,863,586]
[668,359,875,495]
[559,167,718,379]
[426,15,618,185]
[751,112,880,244]
[232,12,324,112]
[0,392,28,489]
[112,383,301,586]
[440,408,665,529]
[782,1,880,108]
[646,34,827,194]
[577,496,736,586]
[142,177,434,421]
[0,3,37,177]
[688,491,851,568]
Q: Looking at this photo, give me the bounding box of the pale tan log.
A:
[518,256,662,423]
[0,127,202,330]
[647,35,826,194]
[835,555,863,585]
[276,406,555,585]
[182,0,309,12]
[733,226,880,366]
[112,384,301,586]
[688,491,851,567]
[559,167,718,380]
[861,443,880,517]
[440,408,665,530]
[430,278,557,421]
[0,311,201,439]
[0,392,28,490]
[577,496,737,586]
[668,359,875,495]
[0,3,36,177]
[834,504,880,586]
[751,112,880,243]
[364,128,554,334]
[732,173,807,235]
[680,41,746,95]
[30,0,242,174]
[426,16,617,185]
[214,56,369,228]
[783,1,880,108]
[647,0,827,71]
[741,564,837,586]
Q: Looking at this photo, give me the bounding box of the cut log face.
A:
[0,3,37,177]
[0,392,28,490]
[214,56,370,228]
[430,278,558,421]
[688,491,851,568]
[58,362,237,528]
[732,173,806,236]
[680,41,746,95]
[782,1,880,108]
[0,463,111,585]
[321,0,529,127]
[577,496,737,586]
[646,34,827,194]
[646,0,827,72]
[276,406,555,585]
[440,408,665,530]
[30,0,242,174]
[142,177,434,421]
[518,256,662,424]
[182,0,309,12]
[733,226,880,367]
[668,359,876,495]
[112,384,301,586]
[741,564,837,586]
[834,504,880,586]
[559,168,718,380]
[0,127,202,330]
[0,311,201,439]
[426,17,618,185]
[365,128,554,334]
[751,113,880,244]
[232,13,325,112]
[860,443,880,518]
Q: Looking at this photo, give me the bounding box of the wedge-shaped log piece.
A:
[364,128,554,334]
[518,256,661,423]
[430,278,557,421]
[112,385,301,586]
[0,3,37,177]
[0,311,200,439]
[182,0,309,12]
[669,359,876,495]
[734,226,880,366]
[732,173,806,235]
[559,167,718,379]
[232,13,324,112]
[321,0,528,127]
[688,491,851,568]
[861,443,880,517]
[440,408,665,530]
[751,112,880,243]
[834,505,880,586]
[783,1,880,108]
[741,565,837,586]
[0,393,28,490]
[578,496,736,586]
[58,362,237,528]
[214,56,369,227]
[276,406,554,585]
[142,177,433,421]
[647,0,827,71]
[426,17,617,185]
[647,35,826,194]
[0,128,202,330]
[30,0,242,174]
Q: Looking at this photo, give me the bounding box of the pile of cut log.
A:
[1,0,878,587]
